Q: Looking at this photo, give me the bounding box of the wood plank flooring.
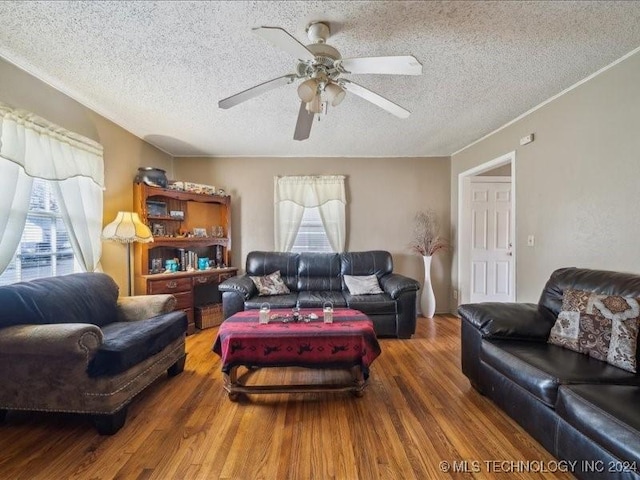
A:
[0,315,574,480]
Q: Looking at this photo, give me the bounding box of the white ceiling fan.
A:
[218,21,423,141]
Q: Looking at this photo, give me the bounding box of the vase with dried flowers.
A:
[410,210,449,318]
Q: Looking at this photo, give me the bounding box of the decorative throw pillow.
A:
[344,274,384,295]
[548,288,640,372]
[249,270,291,296]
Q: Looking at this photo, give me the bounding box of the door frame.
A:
[457,151,516,305]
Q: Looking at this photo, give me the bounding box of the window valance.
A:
[274,175,346,207]
[0,102,104,188]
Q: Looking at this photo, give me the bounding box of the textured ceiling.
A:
[1,1,640,157]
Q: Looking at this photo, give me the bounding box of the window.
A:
[0,178,77,285]
[291,207,333,253]
[274,175,346,252]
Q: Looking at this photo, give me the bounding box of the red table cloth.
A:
[212,308,382,378]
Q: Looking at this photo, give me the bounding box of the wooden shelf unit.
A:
[133,182,237,333]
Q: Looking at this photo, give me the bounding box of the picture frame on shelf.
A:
[147,201,167,217]
[169,210,185,220]
[152,223,165,236]
[193,227,207,237]
[150,258,163,274]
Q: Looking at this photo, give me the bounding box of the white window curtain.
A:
[0,102,104,273]
[274,175,346,252]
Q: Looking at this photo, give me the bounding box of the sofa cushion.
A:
[344,275,384,295]
[88,310,187,377]
[0,272,119,328]
[249,270,291,296]
[340,251,392,281]
[297,253,342,291]
[548,289,640,372]
[344,293,397,316]
[556,384,640,466]
[297,291,347,308]
[481,339,640,407]
[244,293,299,309]
[246,251,299,291]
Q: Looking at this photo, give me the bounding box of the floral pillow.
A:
[548,288,640,372]
[249,270,291,296]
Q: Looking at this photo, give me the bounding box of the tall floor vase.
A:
[420,255,436,318]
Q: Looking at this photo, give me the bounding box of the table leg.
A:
[351,366,366,397]
[224,367,241,402]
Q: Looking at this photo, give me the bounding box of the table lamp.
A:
[102,211,154,296]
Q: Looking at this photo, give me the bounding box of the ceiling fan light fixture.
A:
[325,82,346,106]
[297,78,318,103]
[305,94,325,114]
[221,22,422,142]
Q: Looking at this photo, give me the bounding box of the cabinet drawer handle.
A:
[166,280,178,289]
[196,277,210,284]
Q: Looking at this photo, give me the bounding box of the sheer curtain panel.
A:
[0,102,104,273]
[274,175,346,252]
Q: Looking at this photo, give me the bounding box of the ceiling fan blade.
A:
[340,80,410,118]
[337,55,422,75]
[218,74,296,109]
[253,26,315,62]
[293,101,314,141]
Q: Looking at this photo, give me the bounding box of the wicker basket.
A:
[195,303,224,329]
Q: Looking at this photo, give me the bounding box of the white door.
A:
[469,178,513,302]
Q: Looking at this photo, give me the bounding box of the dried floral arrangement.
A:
[409,210,449,256]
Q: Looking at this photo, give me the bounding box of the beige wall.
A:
[0,58,173,293]
[173,156,452,314]
[451,50,640,309]
[479,163,512,176]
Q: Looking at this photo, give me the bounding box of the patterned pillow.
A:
[344,274,384,295]
[548,288,640,372]
[250,270,291,296]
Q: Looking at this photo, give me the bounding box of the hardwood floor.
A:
[0,316,574,480]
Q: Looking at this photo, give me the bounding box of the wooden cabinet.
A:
[133,182,237,334]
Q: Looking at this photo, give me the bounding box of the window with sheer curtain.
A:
[0,178,78,285]
[0,102,104,284]
[290,206,333,253]
[274,175,346,253]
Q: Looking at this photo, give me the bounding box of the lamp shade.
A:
[325,82,346,106]
[102,212,153,244]
[297,78,318,103]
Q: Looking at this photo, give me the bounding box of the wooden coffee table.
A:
[212,308,381,401]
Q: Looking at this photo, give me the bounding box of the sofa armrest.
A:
[218,275,257,300]
[457,302,556,341]
[0,323,103,359]
[380,273,420,300]
[117,294,177,322]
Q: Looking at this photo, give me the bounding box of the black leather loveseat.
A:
[219,251,420,338]
[459,267,640,480]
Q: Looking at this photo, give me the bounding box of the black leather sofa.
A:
[459,267,640,480]
[219,251,420,338]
